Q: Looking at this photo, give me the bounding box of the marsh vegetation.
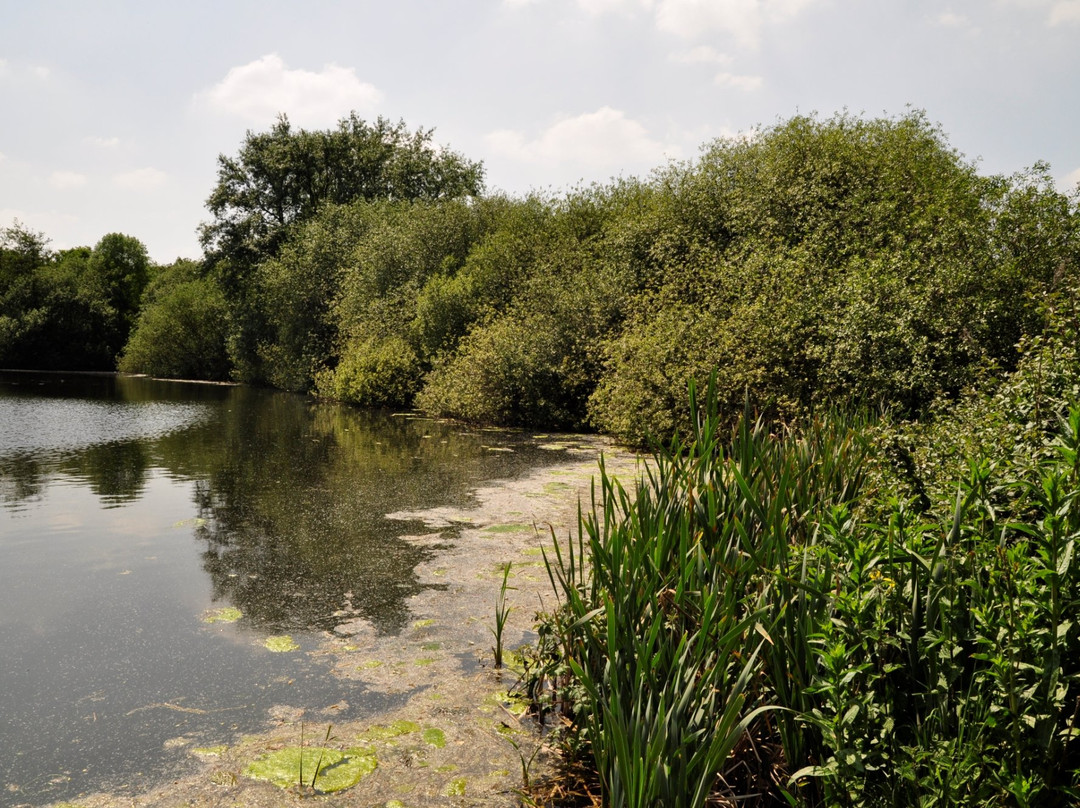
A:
[3,108,1079,806]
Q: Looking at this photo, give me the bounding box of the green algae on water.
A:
[484,690,530,716]
[201,606,242,624]
[444,777,467,796]
[482,523,533,534]
[422,727,446,748]
[192,744,228,757]
[244,746,376,792]
[263,635,300,652]
[357,720,421,742]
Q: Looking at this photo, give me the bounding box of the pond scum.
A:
[525,363,1080,807]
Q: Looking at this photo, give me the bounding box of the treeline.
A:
[3,110,1078,442]
[0,227,151,371]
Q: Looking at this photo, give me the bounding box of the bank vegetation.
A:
[3,109,1080,805]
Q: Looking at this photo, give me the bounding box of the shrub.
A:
[316,335,421,409]
[118,273,230,380]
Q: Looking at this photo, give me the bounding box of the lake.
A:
[0,372,564,806]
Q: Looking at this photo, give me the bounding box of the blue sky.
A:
[2,0,1078,262]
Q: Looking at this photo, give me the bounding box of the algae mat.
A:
[36,434,641,808]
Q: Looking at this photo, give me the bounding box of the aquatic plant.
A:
[533,361,1080,805]
[538,381,783,808]
[244,737,376,793]
[491,562,514,669]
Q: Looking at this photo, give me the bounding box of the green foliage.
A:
[87,232,151,331]
[198,113,484,381]
[118,260,230,380]
[200,113,483,267]
[18,111,1077,442]
[316,334,421,409]
[0,220,52,285]
[535,382,791,807]
[255,202,381,391]
[533,351,1080,805]
[416,307,590,429]
[0,225,147,370]
[589,112,1078,442]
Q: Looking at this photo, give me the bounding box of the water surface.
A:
[0,372,561,805]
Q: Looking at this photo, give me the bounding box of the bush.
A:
[118,272,230,380]
[316,335,421,409]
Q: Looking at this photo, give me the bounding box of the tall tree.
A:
[87,232,151,331]
[197,112,484,381]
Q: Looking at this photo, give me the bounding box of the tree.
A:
[198,112,485,382]
[87,233,151,335]
[0,221,52,286]
[118,260,230,380]
[199,113,483,267]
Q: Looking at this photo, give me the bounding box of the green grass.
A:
[529,376,1080,807]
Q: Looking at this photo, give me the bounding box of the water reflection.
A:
[0,371,566,804]
[1,372,553,633]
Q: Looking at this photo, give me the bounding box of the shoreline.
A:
[37,437,641,808]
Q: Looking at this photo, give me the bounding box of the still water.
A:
[0,372,562,806]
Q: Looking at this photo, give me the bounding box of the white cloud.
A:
[654,0,818,46]
[999,0,1080,25]
[196,53,383,128]
[32,65,50,80]
[670,45,732,64]
[934,11,970,27]
[1049,0,1080,24]
[577,0,653,13]
[714,71,764,91]
[0,59,9,79]
[486,107,677,168]
[48,171,88,190]
[113,167,168,191]
[87,136,120,148]
[1062,166,1080,190]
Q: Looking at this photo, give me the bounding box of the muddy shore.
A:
[34,436,641,808]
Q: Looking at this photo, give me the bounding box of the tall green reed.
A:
[533,376,1080,806]
[541,380,774,807]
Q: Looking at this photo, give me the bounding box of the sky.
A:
[1,0,1078,263]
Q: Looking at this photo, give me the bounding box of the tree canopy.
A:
[199,113,485,270]
[195,112,485,382]
[0,226,151,371]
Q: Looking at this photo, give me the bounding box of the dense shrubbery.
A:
[531,302,1080,805]
[0,224,150,371]
[178,110,1078,439]
[118,260,230,380]
[11,110,1074,441]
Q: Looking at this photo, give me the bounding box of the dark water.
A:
[0,372,562,806]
